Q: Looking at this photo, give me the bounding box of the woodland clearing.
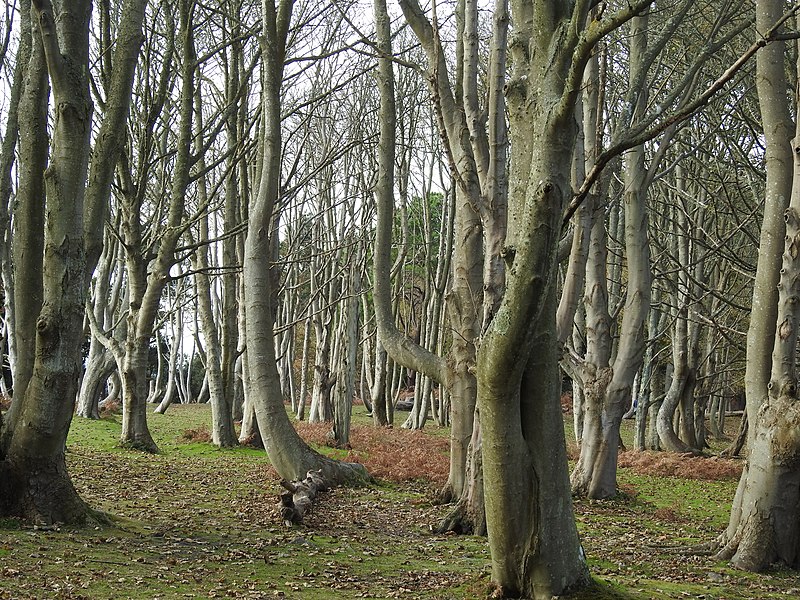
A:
[0,404,798,599]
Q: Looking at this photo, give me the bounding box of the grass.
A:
[0,403,798,599]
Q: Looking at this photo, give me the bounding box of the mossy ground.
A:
[1,404,798,599]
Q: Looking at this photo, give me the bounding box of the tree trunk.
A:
[187,82,236,446]
[717,124,800,568]
[743,0,793,452]
[1,0,147,523]
[332,260,360,447]
[119,0,194,449]
[243,0,368,487]
[0,12,28,407]
[6,0,47,431]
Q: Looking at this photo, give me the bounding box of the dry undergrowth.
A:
[618,449,742,480]
[294,421,450,485]
[180,425,213,443]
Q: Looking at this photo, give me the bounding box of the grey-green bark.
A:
[0,0,147,524]
[243,0,368,486]
[8,0,47,420]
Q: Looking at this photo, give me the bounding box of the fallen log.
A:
[279,470,328,526]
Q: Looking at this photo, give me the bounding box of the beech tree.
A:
[0,0,147,522]
[242,0,367,484]
[715,0,800,572]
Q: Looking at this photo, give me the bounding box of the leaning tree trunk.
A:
[243,0,368,487]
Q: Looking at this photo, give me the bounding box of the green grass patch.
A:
[2,404,798,599]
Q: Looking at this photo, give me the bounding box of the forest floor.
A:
[1,404,799,599]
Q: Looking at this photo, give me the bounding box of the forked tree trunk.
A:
[569,11,653,499]
[119,0,197,450]
[395,0,488,521]
[1,0,147,523]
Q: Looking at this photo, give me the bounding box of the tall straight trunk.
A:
[658,195,698,453]
[7,0,47,422]
[716,4,800,570]
[186,81,235,445]
[220,2,244,427]
[743,0,793,449]
[295,314,312,420]
[332,260,360,447]
[635,286,662,450]
[0,16,26,404]
[717,137,800,572]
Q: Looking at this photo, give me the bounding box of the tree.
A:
[242,0,367,485]
[391,0,509,534]
[715,0,800,571]
[0,0,148,522]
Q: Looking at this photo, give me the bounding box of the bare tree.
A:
[0,0,148,523]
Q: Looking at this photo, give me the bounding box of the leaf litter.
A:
[0,404,799,599]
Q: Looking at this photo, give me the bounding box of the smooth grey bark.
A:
[153,281,185,415]
[743,0,793,450]
[332,258,360,447]
[243,0,368,485]
[569,11,653,499]
[396,0,503,530]
[118,1,192,451]
[77,232,124,419]
[189,84,236,447]
[716,137,800,571]
[716,3,800,571]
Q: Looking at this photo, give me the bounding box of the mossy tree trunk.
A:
[1,0,147,523]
